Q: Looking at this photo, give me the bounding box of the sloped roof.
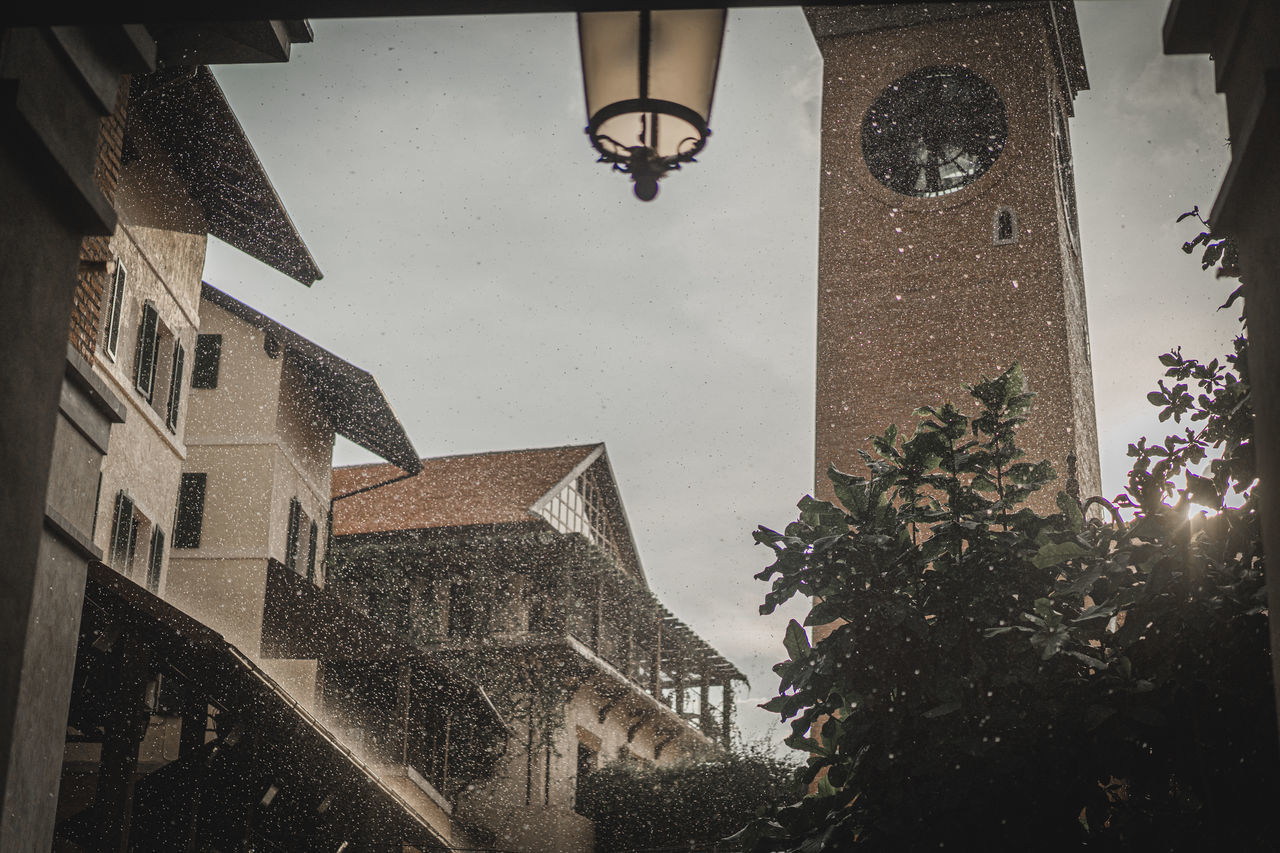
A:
[332,444,600,537]
[202,284,421,473]
[129,66,323,285]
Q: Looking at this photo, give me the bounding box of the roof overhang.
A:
[147,20,314,66]
[203,284,422,473]
[129,66,323,285]
[804,1,1089,102]
[78,562,450,850]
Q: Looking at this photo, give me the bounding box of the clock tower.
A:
[806,2,1100,510]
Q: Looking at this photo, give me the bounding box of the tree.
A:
[576,739,800,852]
[745,251,1278,848]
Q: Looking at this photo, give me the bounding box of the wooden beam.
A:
[627,711,652,744]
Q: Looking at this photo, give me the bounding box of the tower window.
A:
[993,207,1018,245]
[862,65,1007,197]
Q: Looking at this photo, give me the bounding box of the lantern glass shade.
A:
[579,10,726,163]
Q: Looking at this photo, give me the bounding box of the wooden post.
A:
[674,660,685,716]
[721,679,734,747]
[699,661,713,736]
[95,634,150,853]
[176,699,209,850]
[591,574,602,654]
[649,621,662,699]
[394,664,412,766]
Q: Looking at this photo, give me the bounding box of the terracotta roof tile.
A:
[332,444,601,537]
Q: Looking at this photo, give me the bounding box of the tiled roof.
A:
[332,444,601,537]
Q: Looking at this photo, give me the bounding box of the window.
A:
[109,491,138,570]
[146,526,165,593]
[103,261,126,360]
[192,334,222,389]
[133,301,160,401]
[165,340,185,432]
[862,66,1007,197]
[993,207,1017,245]
[174,473,207,549]
[448,580,477,638]
[306,519,319,583]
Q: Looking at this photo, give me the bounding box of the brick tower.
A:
[806,2,1100,511]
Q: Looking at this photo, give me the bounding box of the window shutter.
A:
[147,527,165,593]
[126,515,139,569]
[134,301,160,401]
[166,341,185,432]
[285,498,301,571]
[109,490,134,568]
[192,334,222,389]
[104,262,126,359]
[307,520,319,582]
[174,473,207,549]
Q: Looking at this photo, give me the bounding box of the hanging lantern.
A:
[578,9,727,201]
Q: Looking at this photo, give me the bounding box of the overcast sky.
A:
[203,1,1234,743]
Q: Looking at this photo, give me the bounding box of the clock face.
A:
[862,66,1007,198]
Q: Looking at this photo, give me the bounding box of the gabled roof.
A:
[202,283,421,474]
[332,444,601,537]
[129,66,323,285]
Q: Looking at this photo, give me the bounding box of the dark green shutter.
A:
[166,341,185,432]
[126,516,139,569]
[306,520,319,582]
[134,301,160,401]
[109,490,134,568]
[174,473,207,549]
[285,498,301,571]
[192,334,222,389]
[147,527,165,593]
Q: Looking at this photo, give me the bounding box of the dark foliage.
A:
[576,742,800,852]
[744,242,1278,849]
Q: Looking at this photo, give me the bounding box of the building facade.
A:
[83,68,322,603]
[806,2,1100,510]
[329,444,747,853]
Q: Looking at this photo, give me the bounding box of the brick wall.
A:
[810,8,1102,513]
[69,75,130,360]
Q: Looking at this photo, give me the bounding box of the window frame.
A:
[103,260,127,361]
[165,339,185,432]
[993,206,1018,245]
[133,300,161,402]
